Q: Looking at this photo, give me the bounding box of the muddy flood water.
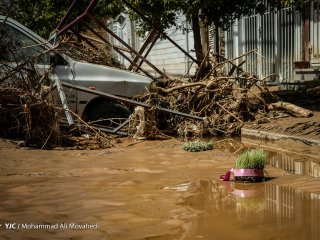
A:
[0,137,320,240]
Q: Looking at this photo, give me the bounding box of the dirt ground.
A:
[0,136,320,239]
[243,111,320,144]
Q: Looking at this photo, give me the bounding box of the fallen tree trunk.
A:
[268,101,313,117]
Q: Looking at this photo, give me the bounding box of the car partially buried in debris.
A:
[0,15,157,125]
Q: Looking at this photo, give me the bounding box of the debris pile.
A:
[133,51,281,138]
[128,106,161,139]
[0,87,59,148]
[0,58,111,149]
[1,31,315,148]
[0,60,60,148]
[58,34,124,68]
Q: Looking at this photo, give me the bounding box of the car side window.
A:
[0,22,50,64]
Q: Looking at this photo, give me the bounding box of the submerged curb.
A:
[241,127,320,146]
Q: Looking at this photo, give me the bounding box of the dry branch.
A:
[159,82,207,93]
[216,102,243,123]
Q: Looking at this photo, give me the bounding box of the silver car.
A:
[0,15,156,125]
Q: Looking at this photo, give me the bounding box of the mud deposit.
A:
[0,138,320,239]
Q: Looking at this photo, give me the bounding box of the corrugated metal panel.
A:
[244,14,259,74]
[294,12,302,62]
[278,7,295,81]
[311,0,320,64]
[208,25,215,49]
[226,28,233,60]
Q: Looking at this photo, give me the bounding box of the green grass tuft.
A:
[183,141,214,152]
[235,149,267,169]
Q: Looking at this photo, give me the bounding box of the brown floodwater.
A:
[0,137,319,239]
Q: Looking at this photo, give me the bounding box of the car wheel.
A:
[86,101,131,128]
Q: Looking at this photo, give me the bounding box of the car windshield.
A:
[0,21,50,64]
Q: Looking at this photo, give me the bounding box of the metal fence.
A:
[222,1,320,84]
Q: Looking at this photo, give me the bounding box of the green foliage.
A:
[126,0,312,34]
[183,141,214,152]
[268,0,312,12]
[0,0,311,39]
[179,0,258,29]
[124,0,311,64]
[0,0,123,38]
[127,0,180,37]
[235,149,267,169]
[1,0,311,59]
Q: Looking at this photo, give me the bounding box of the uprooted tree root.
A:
[131,50,311,139]
[128,106,168,140]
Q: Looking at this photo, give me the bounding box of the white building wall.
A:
[107,13,133,66]
[109,13,196,76]
[139,15,196,75]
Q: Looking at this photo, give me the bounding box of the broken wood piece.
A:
[205,80,217,89]
[268,101,313,118]
[128,28,159,70]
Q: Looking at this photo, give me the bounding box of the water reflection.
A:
[265,184,320,240]
[241,137,320,178]
[183,180,320,240]
[268,152,320,177]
